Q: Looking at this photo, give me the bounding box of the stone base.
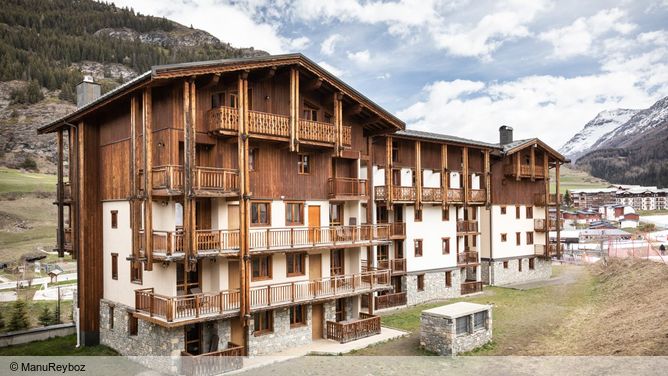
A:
[481,257,551,286]
[406,270,461,306]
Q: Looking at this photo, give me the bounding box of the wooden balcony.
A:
[326,312,381,343]
[134,287,241,325]
[377,258,406,275]
[207,106,351,147]
[328,177,368,200]
[468,189,486,204]
[460,281,483,295]
[456,220,479,234]
[180,343,244,376]
[534,218,563,232]
[63,227,72,251]
[457,251,478,265]
[504,164,546,179]
[374,292,407,310]
[389,222,406,238]
[145,229,240,257]
[534,244,563,257]
[422,187,443,202]
[447,188,464,203]
[534,193,560,207]
[141,165,239,197]
[374,185,416,201]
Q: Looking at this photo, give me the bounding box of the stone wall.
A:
[248,306,312,356]
[420,308,493,355]
[481,257,551,286]
[406,270,461,306]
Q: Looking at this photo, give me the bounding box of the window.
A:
[456,316,470,335]
[128,315,138,336]
[442,208,450,221]
[331,249,344,275]
[130,261,142,284]
[500,206,507,215]
[515,206,521,219]
[474,311,487,330]
[289,305,306,327]
[253,311,273,335]
[286,202,304,225]
[503,261,509,269]
[417,274,425,291]
[529,257,535,270]
[211,92,224,108]
[526,231,534,245]
[518,259,523,272]
[335,299,346,322]
[298,154,310,174]
[445,271,452,287]
[109,306,114,329]
[526,206,533,219]
[392,141,399,163]
[251,202,271,226]
[229,92,238,108]
[286,253,305,276]
[442,238,450,254]
[515,232,522,246]
[249,148,258,171]
[414,239,423,257]
[501,233,507,242]
[303,103,318,121]
[414,208,422,222]
[330,203,344,226]
[252,255,272,280]
[111,253,118,280]
[111,210,118,229]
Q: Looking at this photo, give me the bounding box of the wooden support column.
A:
[544,151,549,256]
[463,147,469,206]
[142,88,153,270]
[334,92,343,157]
[56,130,65,257]
[385,136,393,208]
[289,67,300,152]
[182,80,195,272]
[484,149,491,208]
[130,95,141,268]
[442,144,448,208]
[555,161,561,258]
[515,152,521,181]
[367,136,374,221]
[237,72,252,355]
[530,145,536,181]
[68,128,78,260]
[415,141,422,209]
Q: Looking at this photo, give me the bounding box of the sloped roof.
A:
[496,138,568,162]
[393,129,497,149]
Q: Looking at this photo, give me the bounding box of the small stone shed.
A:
[420,302,492,355]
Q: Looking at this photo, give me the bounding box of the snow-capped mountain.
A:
[559,108,638,162]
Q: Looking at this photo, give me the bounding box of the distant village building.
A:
[569,185,668,211]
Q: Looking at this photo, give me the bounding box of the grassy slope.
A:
[0,196,57,262]
[0,168,56,193]
[0,335,117,356]
[552,165,609,194]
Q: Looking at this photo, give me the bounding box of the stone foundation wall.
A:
[420,308,493,355]
[248,306,312,356]
[481,257,551,286]
[406,270,461,306]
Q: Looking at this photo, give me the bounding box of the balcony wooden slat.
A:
[374,292,407,310]
[326,312,381,343]
[328,177,368,199]
[180,342,244,375]
[460,281,483,295]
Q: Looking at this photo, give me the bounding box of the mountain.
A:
[0,0,267,173]
[574,96,668,188]
[559,108,638,162]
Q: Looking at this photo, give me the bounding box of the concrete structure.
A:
[420,302,492,355]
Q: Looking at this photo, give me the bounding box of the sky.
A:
[109,0,668,148]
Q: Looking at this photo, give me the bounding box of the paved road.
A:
[0,272,77,290]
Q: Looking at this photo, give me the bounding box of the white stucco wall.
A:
[404,205,458,272]
[483,205,545,259]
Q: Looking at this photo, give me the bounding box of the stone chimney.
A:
[76,75,101,108]
[499,125,513,145]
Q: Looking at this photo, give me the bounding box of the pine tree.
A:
[0,310,5,330]
[8,300,30,332]
[38,306,52,326]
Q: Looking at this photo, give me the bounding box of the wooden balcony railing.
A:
[373,186,416,201]
[249,110,290,137]
[456,220,479,233]
[468,189,486,203]
[422,187,443,202]
[135,288,241,323]
[534,218,563,232]
[377,258,406,274]
[460,281,483,295]
[145,229,240,256]
[249,270,391,310]
[326,312,381,343]
[447,188,464,203]
[548,243,565,256]
[389,222,405,238]
[181,343,244,376]
[207,106,239,133]
[535,244,564,257]
[342,126,352,147]
[457,251,478,265]
[63,227,72,251]
[534,193,560,206]
[248,224,390,251]
[142,165,239,195]
[328,178,367,199]
[504,164,546,178]
[375,292,407,310]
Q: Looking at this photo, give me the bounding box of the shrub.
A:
[8,300,30,332]
[38,306,53,326]
[19,157,38,171]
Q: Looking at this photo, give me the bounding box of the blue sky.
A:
[110,0,668,147]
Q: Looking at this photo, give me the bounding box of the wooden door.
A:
[228,204,239,230]
[312,304,323,339]
[230,317,243,346]
[308,205,321,242]
[195,199,211,230]
[309,254,322,295]
[228,260,240,289]
[184,323,203,355]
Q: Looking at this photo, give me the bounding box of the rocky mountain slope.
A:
[559,108,638,162]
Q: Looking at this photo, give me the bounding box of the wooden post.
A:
[385,136,393,207]
[143,87,154,271]
[334,92,343,157]
[555,161,562,258]
[530,145,536,181]
[367,136,373,221]
[515,152,520,181]
[544,151,549,256]
[189,81,197,261]
[441,144,448,208]
[484,149,491,208]
[463,147,469,206]
[182,81,193,271]
[415,141,422,210]
[68,127,78,260]
[130,95,141,268]
[289,67,300,152]
[56,130,65,257]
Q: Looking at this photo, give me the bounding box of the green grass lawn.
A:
[0,196,56,262]
[551,165,609,194]
[0,335,117,356]
[0,300,74,332]
[0,168,56,194]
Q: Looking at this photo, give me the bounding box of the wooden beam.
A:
[237,72,251,356]
[189,80,197,265]
[200,73,220,89]
[259,66,277,81]
[530,145,536,181]
[143,88,154,271]
[367,136,373,221]
[305,77,323,92]
[289,67,299,152]
[386,136,393,207]
[344,103,363,118]
[463,147,469,206]
[441,144,448,208]
[69,127,78,259]
[130,95,140,266]
[515,152,520,181]
[415,141,422,209]
[334,92,343,157]
[56,130,64,257]
[182,81,193,272]
[484,149,491,208]
[555,161,561,258]
[544,151,549,257]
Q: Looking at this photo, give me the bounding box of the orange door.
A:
[308,205,321,243]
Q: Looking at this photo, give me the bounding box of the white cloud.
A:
[539,8,636,58]
[321,34,343,55]
[347,50,371,64]
[317,61,346,77]
[288,36,311,51]
[376,73,392,80]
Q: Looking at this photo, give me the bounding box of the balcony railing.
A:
[180,343,244,376]
[377,258,406,274]
[460,281,483,295]
[534,219,563,232]
[328,178,367,199]
[447,188,464,203]
[456,220,479,233]
[534,244,563,257]
[134,288,241,323]
[326,312,381,343]
[374,186,416,201]
[63,227,72,251]
[374,292,407,310]
[249,270,391,310]
[534,193,560,206]
[207,106,351,147]
[389,222,406,238]
[141,165,239,196]
[422,187,442,202]
[457,251,478,265]
[145,230,240,256]
[504,164,546,178]
[468,189,486,203]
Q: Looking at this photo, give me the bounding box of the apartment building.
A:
[40,54,405,370]
[569,186,668,211]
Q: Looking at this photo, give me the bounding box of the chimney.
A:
[499,125,513,145]
[76,75,101,108]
